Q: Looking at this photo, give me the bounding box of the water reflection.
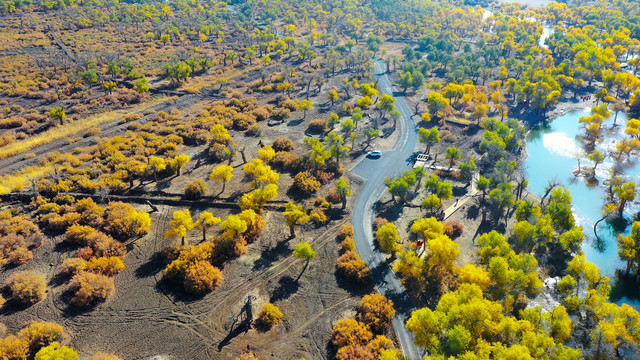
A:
[526,108,640,306]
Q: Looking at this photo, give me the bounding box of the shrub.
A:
[310,209,328,226]
[336,344,376,360]
[256,303,283,328]
[272,137,295,152]
[373,218,388,230]
[84,127,102,137]
[326,188,342,204]
[337,251,371,284]
[184,179,207,200]
[89,233,127,258]
[34,341,78,360]
[443,219,464,239]
[9,247,33,265]
[246,123,262,137]
[6,271,46,305]
[271,151,299,171]
[61,258,87,276]
[17,322,64,356]
[358,294,396,333]
[308,119,328,133]
[291,171,320,196]
[69,272,115,307]
[331,319,373,349]
[341,237,356,252]
[183,261,223,294]
[85,257,125,276]
[338,225,354,241]
[102,202,151,240]
[65,225,96,245]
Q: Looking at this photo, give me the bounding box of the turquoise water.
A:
[525,107,640,305]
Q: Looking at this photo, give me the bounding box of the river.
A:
[525,108,640,305]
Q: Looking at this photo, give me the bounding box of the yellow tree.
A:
[244,159,279,189]
[209,164,234,195]
[282,202,310,238]
[376,223,402,253]
[238,184,279,213]
[165,209,195,246]
[195,211,221,241]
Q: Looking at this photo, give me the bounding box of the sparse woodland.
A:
[0,0,640,358]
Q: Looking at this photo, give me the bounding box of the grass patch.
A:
[0,165,54,194]
[0,96,175,160]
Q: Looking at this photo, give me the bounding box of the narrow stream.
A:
[525,108,640,306]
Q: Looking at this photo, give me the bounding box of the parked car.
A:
[367,150,382,158]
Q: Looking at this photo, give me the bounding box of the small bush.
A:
[326,188,342,204]
[443,219,464,239]
[184,179,207,200]
[6,271,46,305]
[61,258,87,276]
[331,318,373,349]
[373,218,388,230]
[256,303,283,329]
[84,127,102,137]
[183,261,223,294]
[337,251,371,284]
[291,171,321,196]
[341,237,356,252]
[85,257,125,276]
[65,225,96,245]
[308,119,328,133]
[271,151,299,171]
[310,209,328,226]
[246,123,262,137]
[9,247,33,265]
[338,225,354,241]
[69,272,115,307]
[102,202,151,240]
[272,137,295,152]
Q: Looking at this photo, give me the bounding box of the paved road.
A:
[350,59,421,359]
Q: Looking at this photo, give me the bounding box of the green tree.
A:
[398,72,413,93]
[293,242,316,278]
[336,177,353,210]
[135,77,150,93]
[476,175,490,203]
[378,94,396,119]
[418,127,440,154]
[445,147,461,168]
[363,127,380,149]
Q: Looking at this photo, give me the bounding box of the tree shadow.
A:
[375,201,404,223]
[252,239,291,272]
[287,118,305,127]
[217,318,251,352]
[135,252,165,278]
[335,268,374,296]
[269,275,299,302]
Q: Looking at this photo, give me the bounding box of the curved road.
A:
[350,59,421,359]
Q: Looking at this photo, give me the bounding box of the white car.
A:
[367,151,382,158]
